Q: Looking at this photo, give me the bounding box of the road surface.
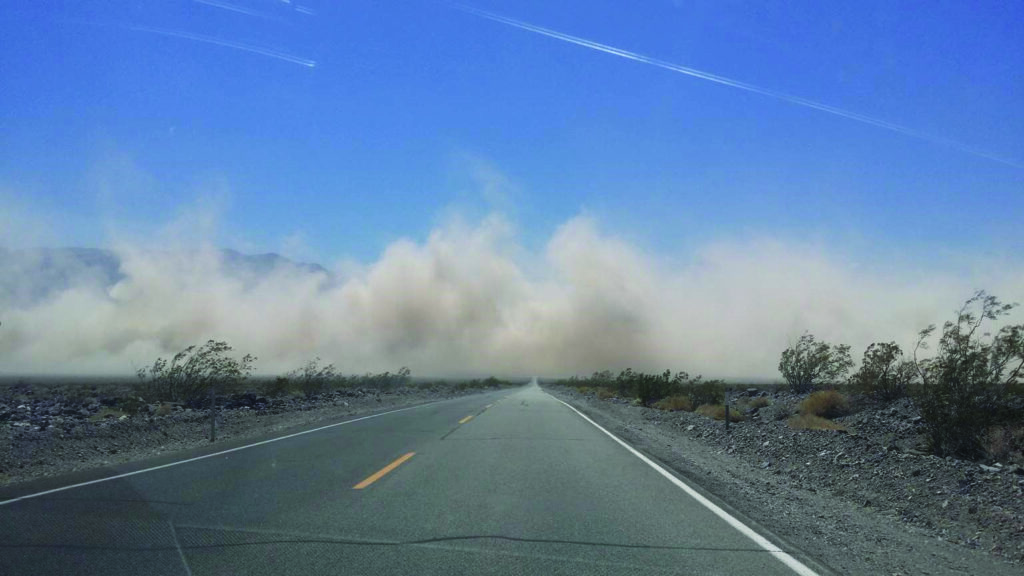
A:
[0,383,824,575]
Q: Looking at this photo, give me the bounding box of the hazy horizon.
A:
[2,1,1021,379]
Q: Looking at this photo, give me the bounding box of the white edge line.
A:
[551,396,822,576]
[0,402,438,507]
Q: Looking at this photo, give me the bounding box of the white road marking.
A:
[0,401,442,507]
[552,396,822,576]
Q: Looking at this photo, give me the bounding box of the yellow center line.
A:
[458,414,474,424]
[353,452,415,489]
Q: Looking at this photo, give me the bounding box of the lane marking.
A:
[485,404,493,409]
[458,415,474,424]
[353,452,415,489]
[0,402,443,507]
[551,396,822,576]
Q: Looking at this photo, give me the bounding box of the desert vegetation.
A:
[565,369,727,412]
[911,292,1023,460]
[129,341,516,409]
[559,291,1023,464]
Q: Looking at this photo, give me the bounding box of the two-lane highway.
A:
[0,383,823,575]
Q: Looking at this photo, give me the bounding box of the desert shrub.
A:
[778,334,853,393]
[852,342,916,401]
[695,404,745,421]
[748,397,771,410]
[89,407,127,421]
[653,395,693,412]
[589,370,615,390]
[984,424,1024,465]
[914,291,1024,460]
[636,370,676,405]
[136,340,256,405]
[117,395,148,415]
[788,414,847,431]
[686,379,725,407]
[283,357,338,397]
[799,390,850,418]
[264,376,297,397]
[614,368,636,397]
[571,369,719,405]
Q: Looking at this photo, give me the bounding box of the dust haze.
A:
[0,214,1020,379]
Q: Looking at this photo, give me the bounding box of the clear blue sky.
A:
[2,0,1022,264]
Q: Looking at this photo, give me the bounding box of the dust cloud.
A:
[0,215,1020,379]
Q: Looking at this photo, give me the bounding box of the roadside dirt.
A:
[545,385,1023,576]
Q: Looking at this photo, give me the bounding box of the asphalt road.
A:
[0,383,823,575]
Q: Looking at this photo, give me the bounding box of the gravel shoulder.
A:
[544,384,1023,576]
[0,384,497,489]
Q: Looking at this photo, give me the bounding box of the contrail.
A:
[193,0,271,19]
[450,3,1022,169]
[122,24,316,68]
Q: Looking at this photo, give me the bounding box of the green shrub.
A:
[914,291,1024,459]
[686,379,725,407]
[135,340,256,404]
[285,357,338,397]
[635,370,675,405]
[778,334,853,393]
[265,376,297,397]
[596,387,616,400]
[852,342,916,401]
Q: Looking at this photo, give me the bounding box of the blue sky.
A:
[2,0,1022,265]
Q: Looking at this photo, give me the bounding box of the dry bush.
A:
[799,390,850,418]
[89,407,127,421]
[576,386,591,395]
[695,404,746,422]
[596,387,617,400]
[985,424,1024,464]
[788,414,848,431]
[653,395,693,412]
[748,397,771,409]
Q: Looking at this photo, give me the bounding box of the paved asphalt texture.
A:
[0,383,822,575]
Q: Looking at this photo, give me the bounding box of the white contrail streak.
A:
[122,24,316,68]
[450,3,1022,169]
[193,0,271,19]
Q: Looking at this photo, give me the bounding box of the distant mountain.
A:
[0,247,329,306]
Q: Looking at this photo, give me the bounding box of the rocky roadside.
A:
[0,384,491,488]
[544,384,1023,576]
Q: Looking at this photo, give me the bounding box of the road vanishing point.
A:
[0,382,827,575]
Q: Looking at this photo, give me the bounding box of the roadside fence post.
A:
[210,385,216,442]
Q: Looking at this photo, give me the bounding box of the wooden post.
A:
[209,386,216,443]
[725,403,730,433]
